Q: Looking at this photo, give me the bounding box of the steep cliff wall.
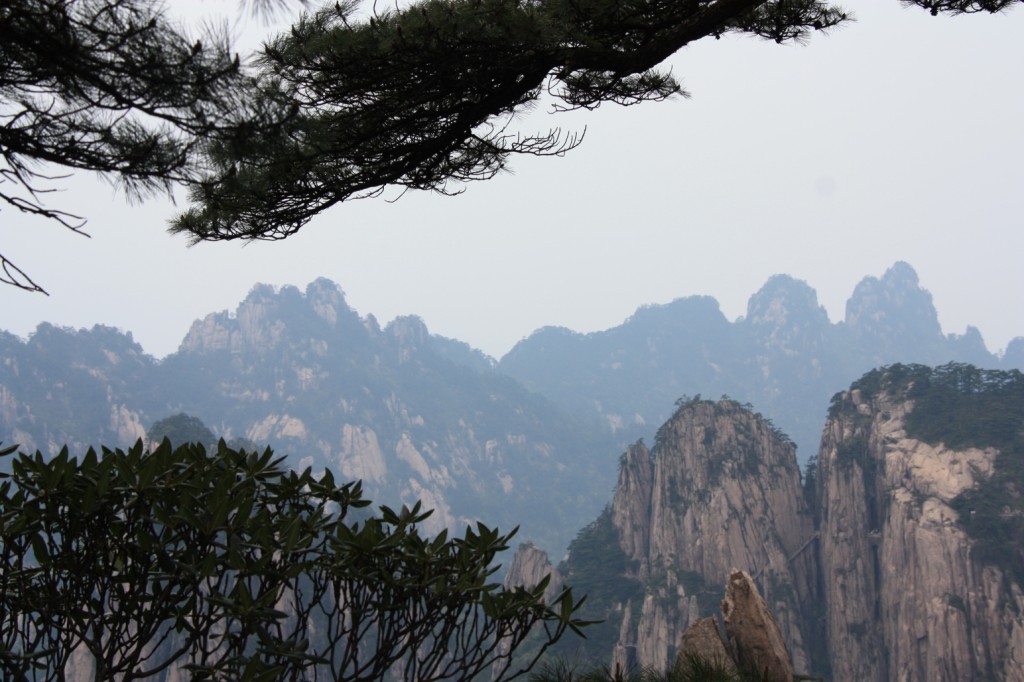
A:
[817,365,1024,682]
[603,399,817,673]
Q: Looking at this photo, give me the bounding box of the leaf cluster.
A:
[0,439,586,680]
[4,0,1020,290]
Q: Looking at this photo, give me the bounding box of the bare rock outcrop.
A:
[676,616,737,677]
[611,440,654,565]
[503,542,563,602]
[722,570,793,682]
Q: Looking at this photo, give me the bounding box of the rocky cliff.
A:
[539,399,818,673]
[614,399,817,672]
[503,542,563,603]
[542,364,1024,681]
[816,364,1024,682]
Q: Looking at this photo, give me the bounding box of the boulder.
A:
[676,616,737,677]
[721,570,793,682]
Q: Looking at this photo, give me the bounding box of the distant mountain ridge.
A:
[499,261,1023,463]
[0,279,612,553]
[1,264,1021,552]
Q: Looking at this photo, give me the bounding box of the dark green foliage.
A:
[802,455,818,517]
[946,593,967,612]
[904,363,1024,451]
[172,0,1019,242]
[0,440,586,680]
[677,571,721,617]
[173,0,853,241]
[834,432,870,466]
[147,413,217,449]
[675,653,748,682]
[554,506,643,663]
[6,4,1019,291]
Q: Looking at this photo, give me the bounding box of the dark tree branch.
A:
[0,0,302,292]
[1,0,1018,288]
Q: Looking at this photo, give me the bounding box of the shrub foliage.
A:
[0,440,585,680]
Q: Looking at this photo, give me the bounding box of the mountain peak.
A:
[180,279,361,354]
[385,315,430,363]
[745,274,830,329]
[843,262,943,363]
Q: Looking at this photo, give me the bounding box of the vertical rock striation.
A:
[817,365,1024,682]
[607,398,816,672]
[503,542,563,603]
[722,570,794,682]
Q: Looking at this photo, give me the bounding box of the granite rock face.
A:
[722,570,794,682]
[676,616,737,677]
[607,399,816,672]
[503,542,563,603]
[817,368,1024,682]
[564,365,1024,682]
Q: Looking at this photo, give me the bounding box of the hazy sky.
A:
[3,0,1023,360]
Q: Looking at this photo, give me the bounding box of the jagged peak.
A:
[744,274,828,326]
[363,313,382,336]
[305,276,345,298]
[741,275,832,351]
[385,315,429,342]
[1003,337,1024,369]
[178,279,364,354]
[242,282,277,302]
[845,262,938,327]
[882,259,920,286]
[385,315,430,363]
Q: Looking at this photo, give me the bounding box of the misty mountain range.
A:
[1,261,1020,553]
[500,260,1023,465]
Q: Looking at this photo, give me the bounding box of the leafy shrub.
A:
[0,440,585,680]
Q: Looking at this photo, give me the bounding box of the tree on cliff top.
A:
[3,0,1019,291]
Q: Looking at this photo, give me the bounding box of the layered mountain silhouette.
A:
[0,280,612,551]
[1,263,1020,553]
[499,261,1021,462]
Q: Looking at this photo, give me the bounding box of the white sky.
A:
[3,0,1023,360]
